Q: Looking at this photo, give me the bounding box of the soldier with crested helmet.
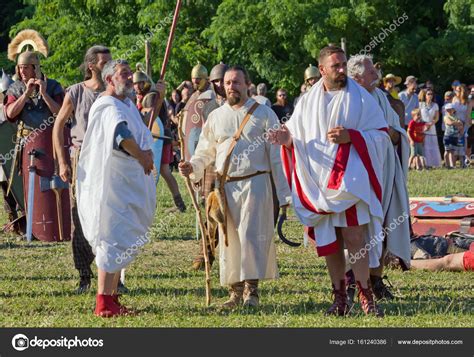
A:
[5,29,68,244]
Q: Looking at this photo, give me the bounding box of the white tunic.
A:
[190,98,292,286]
[283,78,391,267]
[371,88,411,266]
[77,95,156,273]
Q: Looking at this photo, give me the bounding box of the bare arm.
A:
[444,117,456,126]
[120,138,154,175]
[6,93,28,119]
[5,79,36,119]
[37,78,62,115]
[53,93,74,181]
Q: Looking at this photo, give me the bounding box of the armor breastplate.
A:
[8,80,60,129]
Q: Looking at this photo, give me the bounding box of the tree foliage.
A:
[3,0,472,96]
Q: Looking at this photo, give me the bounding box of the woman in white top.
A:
[419,89,442,168]
[452,84,473,161]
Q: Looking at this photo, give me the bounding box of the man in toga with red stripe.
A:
[269,46,391,317]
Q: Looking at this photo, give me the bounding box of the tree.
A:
[0,0,34,73]
[6,0,474,95]
[8,0,221,89]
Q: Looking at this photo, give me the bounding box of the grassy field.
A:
[0,168,472,327]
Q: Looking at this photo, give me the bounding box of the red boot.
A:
[112,294,134,315]
[94,294,121,318]
[357,281,384,317]
[325,280,350,316]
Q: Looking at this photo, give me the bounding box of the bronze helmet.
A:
[191,63,208,80]
[8,29,49,80]
[304,64,320,83]
[209,62,228,82]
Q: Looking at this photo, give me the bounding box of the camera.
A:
[14,336,29,349]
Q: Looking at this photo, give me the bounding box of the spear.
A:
[145,40,151,78]
[147,0,182,131]
[178,114,212,306]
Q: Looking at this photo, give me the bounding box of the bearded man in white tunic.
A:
[77,60,156,317]
[179,66,291,308]
[270,46,391,317]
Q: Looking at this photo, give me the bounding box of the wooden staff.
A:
[147,0,183,131]
[178,114,212,306]
[145,40,151,78]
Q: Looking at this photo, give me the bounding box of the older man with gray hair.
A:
[77,59,157,317]
[347,54,411,302]
[253,83,271,107]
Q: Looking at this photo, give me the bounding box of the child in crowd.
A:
[443,103,463,169]
[441,91,454,132]
[407,108,427,170]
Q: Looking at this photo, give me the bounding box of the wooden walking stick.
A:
[178,115,212,306]
[147,0,182,131]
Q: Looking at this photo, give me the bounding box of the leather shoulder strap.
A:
[221,101,259,180]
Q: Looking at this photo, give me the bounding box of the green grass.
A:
[0,168,473,327]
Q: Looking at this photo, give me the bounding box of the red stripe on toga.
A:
[306,226,340,256]
[345,204,359,226]
[347,129,383,203]
[327,142,351,190]
[281,145,293,189]
[292,146,330,215]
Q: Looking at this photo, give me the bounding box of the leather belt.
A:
[226,170,270,182]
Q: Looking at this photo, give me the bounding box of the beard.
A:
[333,74,347,89]
[113,79,133,97]
[227,92,241,106]
[326,74,347,90]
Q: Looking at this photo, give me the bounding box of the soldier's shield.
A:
[187,127,201,159]
[410,197,474,236]
[0,120,24,210]
[182,98,208,161]
[22,126,71,242]
[151,117,164,184]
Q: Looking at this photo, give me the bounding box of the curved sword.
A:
[277,212,301,247]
